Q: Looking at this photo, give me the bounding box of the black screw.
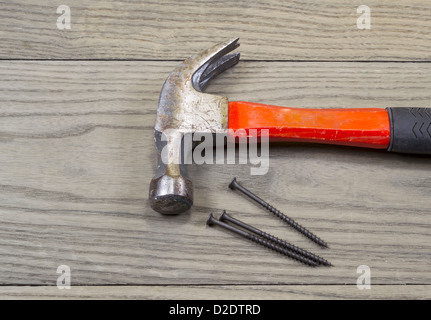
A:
[229,178,328,248]
[207,213,318,266]
[219,211,332,266]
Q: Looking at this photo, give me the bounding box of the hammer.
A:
[149,38,431,215]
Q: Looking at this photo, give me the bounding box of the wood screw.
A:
[207,213,318,266]
[219,211,331,266]
[229,177,328,248]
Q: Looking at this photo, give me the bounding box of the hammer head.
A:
[149,38,240,215]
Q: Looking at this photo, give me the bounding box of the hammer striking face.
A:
[150,38,431,215]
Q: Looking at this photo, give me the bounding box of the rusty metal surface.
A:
[149,38,240,215]
[155,38,239,134]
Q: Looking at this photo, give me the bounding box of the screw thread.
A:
[262,202,328,248]
[220,211,331,266]
[229,178,328,248]
[244,232,317,267]
[259,230,331,266]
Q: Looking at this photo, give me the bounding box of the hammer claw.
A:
[192,38,239,91]
[198,52,240,91]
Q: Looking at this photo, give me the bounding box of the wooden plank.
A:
[1,1,431,60]
[0,285,430,300]
[1,60,431,115]
[0,61,430,285]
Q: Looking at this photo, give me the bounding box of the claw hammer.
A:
[149,38,431,215]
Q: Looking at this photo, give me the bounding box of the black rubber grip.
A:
[387,107,431,154]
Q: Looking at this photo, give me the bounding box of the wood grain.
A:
[1,1,431,60]
[0,61,430,289]
[1,285,430,300]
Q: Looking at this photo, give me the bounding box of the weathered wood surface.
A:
[1,1,431,60]
[0,62,430,293]
[1,285,430,300]
[1,0,431,299]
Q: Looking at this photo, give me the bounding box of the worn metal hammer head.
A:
[149,38,240,215]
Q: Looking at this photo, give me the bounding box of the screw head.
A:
[206,213,216,226]
[228,177,238,190]
[219,210,227,221]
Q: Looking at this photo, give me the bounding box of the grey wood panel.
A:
[1,285,430,300]
[0,61,430,286]
[1,1,431,60]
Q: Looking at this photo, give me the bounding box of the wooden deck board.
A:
[0,61,430,292]
[1,0,430,299]
[1,285,430,300]
[0,1,431,60]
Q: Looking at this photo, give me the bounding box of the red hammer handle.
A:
[228,101,391,149]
